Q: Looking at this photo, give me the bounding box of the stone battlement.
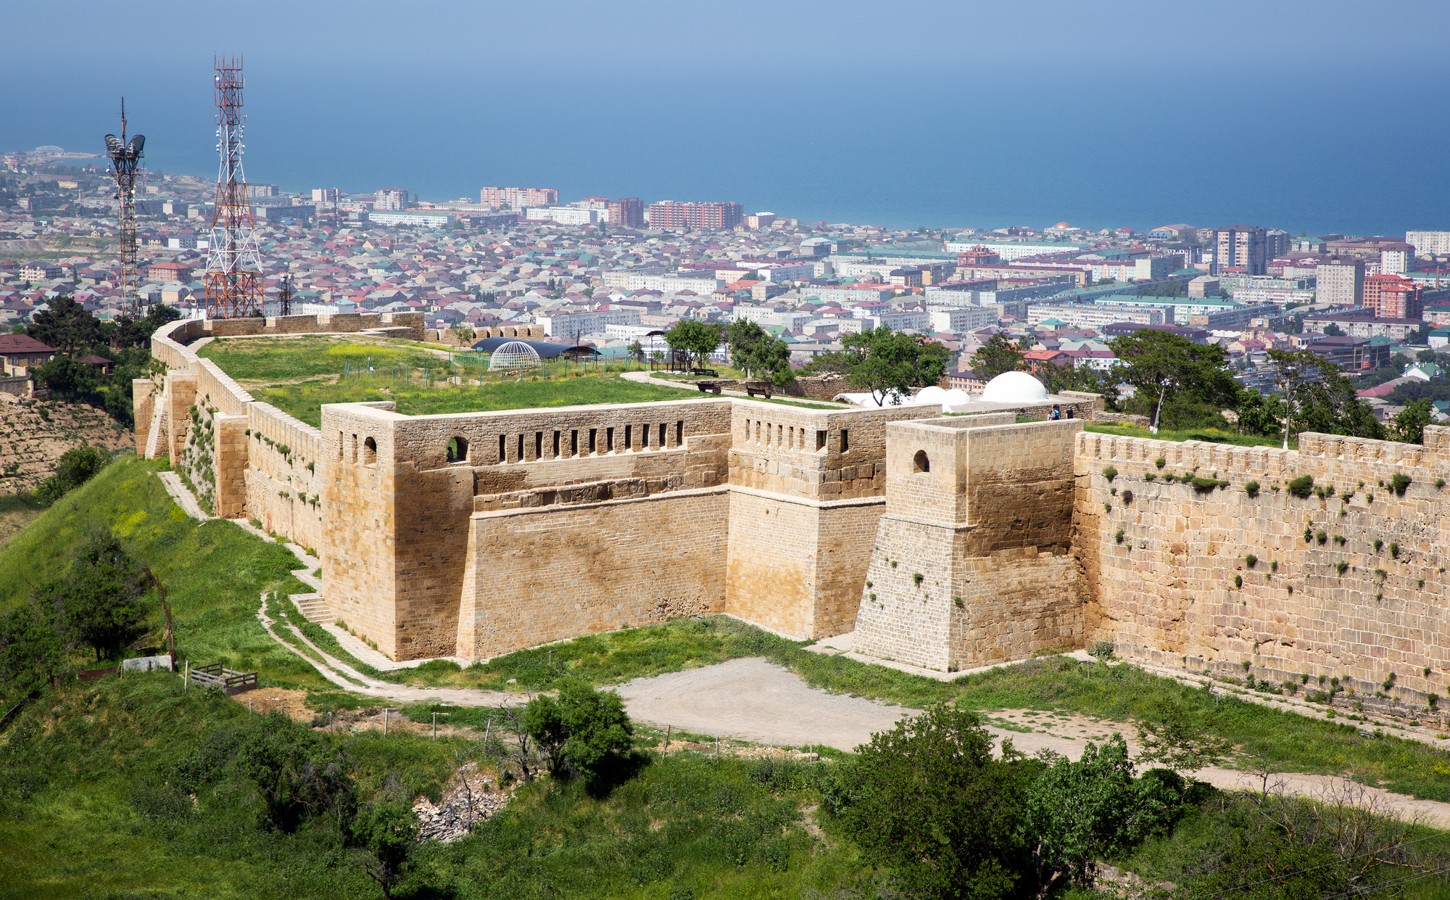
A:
[139,319,1450,722]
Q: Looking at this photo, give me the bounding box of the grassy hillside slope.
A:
[0,455,325,689]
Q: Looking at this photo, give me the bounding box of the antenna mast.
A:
[104,99,145,317]
[204,56,263,319]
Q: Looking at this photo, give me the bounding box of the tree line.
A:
[15,296,179,427]
[968,330,1430,444]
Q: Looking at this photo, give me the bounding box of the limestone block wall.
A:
[456,489,730,659]
[1075,428,1450,709]
[854,418,1087,671]
[245,403,325,553]
[321,399,736,660]
[320,403,406,657]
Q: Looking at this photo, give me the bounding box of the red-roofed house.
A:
[0,333,56,377]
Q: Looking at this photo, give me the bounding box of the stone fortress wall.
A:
[138,316,1450,722]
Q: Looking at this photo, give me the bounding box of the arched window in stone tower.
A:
[913,449,930,474]
[362,436,377,466]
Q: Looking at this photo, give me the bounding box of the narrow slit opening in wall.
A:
[641,424,649,449]
[571,429,578,456]
[816,429,827,451]
[553,430,560,458]
[517,433,524,462]
[362,436,377,466]
[338,431,344,459]
[840,429,850,452]
[676,421,683,446]
[606,426,615,452]
[534,431,542,460]
[624,425,633,450]
[498,433,506,464]
[742,418,751,443]
[659,423,667,447]
[589,428,597,454]
[351,433,358,462]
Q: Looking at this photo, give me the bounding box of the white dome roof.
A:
[914,385,949,405]
[979,370,1049,403]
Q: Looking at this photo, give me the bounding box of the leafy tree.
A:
[825,705,1031,898]
[41,531,152,661]
[354,801,417,900]
[1267,349,1383,443]
[0,603,65,697]
[626,340,645,363]
[34,445,108,506]
[1392,398,1433,444]
[968,333,1031,380]
[113,304,181,349]
[840,326,952,407]
[1234,389,1286,438]
[522,680,633,786]
[236,711,356,834]
[664,319,721,370]
[1026,734,1182,893]
[1109,330,1237,431]
[1036,360,1120,407]
[26,295,104,354]
[1135,705,1232,780]
[1322,322,1345,337]
[727,319,793,384]
[31,354,99,400]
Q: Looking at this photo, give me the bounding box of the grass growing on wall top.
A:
[198,333,706,426]
[249,374,704,427]
[0,455,326,690]
[1085,419,1293,449]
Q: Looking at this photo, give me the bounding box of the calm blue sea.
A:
[10,65,1449,237]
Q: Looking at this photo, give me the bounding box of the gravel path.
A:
[615,657,912,750]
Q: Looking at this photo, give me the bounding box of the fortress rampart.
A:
[137,317,1450,722]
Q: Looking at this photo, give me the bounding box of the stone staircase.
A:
[291,592,332,624]
[143,397,167,460]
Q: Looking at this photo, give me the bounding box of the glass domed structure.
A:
[488,340,542,374]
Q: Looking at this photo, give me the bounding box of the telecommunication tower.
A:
[277,270,294,316]
[204,57,263,319]
[103,99,145,317]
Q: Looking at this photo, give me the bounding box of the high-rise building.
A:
[1406,230,1450,257]
[311,187,340,204]
[1316,258,1364,306]
[374,188,409,211]
[606,197,645,227]
[479,186,558,209]
[1364,273,1423,319]
[646,200,744,231]
[1380,243,1413,275]
[1265,228,1291,261]
[1213,225,1267,275]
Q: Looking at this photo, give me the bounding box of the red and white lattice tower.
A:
[204,57,263,319]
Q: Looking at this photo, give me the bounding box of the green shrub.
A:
[1390,473,1411,497]
[1390,542,1400,559]
[1244,480,1260,498]
[1115,529,1125,545]
[1155,456,1166,469]
[1316,530,1328,545]
[1102,465,1118,483]
[1287,475,1314,498]
[1244,554,1258,568]
[1335,561,1349,576]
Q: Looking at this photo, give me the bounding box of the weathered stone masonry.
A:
[142,316,1450,718]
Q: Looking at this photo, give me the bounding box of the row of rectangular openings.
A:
[338,432,378,465]
[494,420,687,464]
[740,418,843,453]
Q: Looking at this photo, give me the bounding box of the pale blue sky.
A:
[5,1,1449,232]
